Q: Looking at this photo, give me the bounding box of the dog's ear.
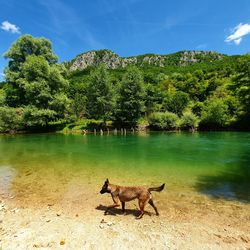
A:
[105,178,109,184]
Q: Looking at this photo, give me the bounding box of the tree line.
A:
[0,35,249,133]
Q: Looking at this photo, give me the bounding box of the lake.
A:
[0,132,249,208]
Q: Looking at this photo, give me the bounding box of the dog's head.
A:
[100,178,110,194]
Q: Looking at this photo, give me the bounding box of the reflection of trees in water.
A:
[195,154,250,202]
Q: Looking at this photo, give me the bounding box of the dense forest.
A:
[0,35,249,133]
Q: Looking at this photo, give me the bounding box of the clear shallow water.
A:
[0,132,249,203]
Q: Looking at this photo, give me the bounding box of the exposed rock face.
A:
[70,50,121,71]
[69,49,226,72]
[179,51,224,65]
[142,55,165,67]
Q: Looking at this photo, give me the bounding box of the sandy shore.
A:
[0,188,249,250]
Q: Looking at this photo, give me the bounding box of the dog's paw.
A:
[136,214,143,219]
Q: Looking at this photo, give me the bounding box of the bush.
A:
[180,111,199,130]
[0,106,23,132]
[148,112,178,130]
[200,99,229,129]
[23,106,57,128]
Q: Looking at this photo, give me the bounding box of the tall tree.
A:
[86,64,114,121]
[164,91,189,116]
[3,34,69,128]
[232,55,250,118]
[115,67,144,126]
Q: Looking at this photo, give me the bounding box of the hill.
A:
[67,49,226,71]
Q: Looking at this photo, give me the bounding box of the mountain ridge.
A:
[67,49,227,72]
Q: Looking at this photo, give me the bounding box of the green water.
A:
[0,132,249,203]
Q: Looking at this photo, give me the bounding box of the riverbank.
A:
[0,189,249,250]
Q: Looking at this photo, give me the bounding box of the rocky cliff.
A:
[69,49,226,71]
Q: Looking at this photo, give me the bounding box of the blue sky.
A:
[0,0,250,80]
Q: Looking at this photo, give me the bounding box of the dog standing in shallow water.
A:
[100,179,165,219]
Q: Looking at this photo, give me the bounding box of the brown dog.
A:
[100,179,165,219]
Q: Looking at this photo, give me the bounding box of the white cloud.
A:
[225,23,250,45]
[1,21,21,34]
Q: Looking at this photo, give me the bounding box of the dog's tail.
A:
[148,183,165,192]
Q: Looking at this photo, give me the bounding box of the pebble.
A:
[100,219,106,223]
[11,208,19,213]
[60,240,65,245]
[107,222,113,226]
[99,225,104,229]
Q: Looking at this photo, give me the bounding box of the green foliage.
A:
[62,118,113,133]
[164,91,189,116]
[71,93,87,118]
[3,35,69,130]
[0,106,23,132]
[148,111,179,130]
[23,106,57,127]
[191,102,204,116]
[4,34,57,69]
[200,99,230,129]
[144,84,163,115]
[1,35,250,133]
[115,67,145,126]
[180,111,199,130]
[0,88,6,106]
[231,55,250,117]
[86,64,114,121]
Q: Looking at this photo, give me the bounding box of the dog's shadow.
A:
[95,204,141,217]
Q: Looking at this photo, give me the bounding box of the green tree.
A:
[115,67,144,126]
[200,99,229,129]
[4,34,57,68]
[144,84,163,116]
[86,64,114,121]
[232,55,250,117]
[164,91,189,116]
[71,92,87,118]
[3,35,69,128]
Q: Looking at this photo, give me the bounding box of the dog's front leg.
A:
[122,202,126,215]
[104,196,120,215]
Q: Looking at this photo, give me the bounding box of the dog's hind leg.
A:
[148,199,159,216]
[136,200,146,219]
